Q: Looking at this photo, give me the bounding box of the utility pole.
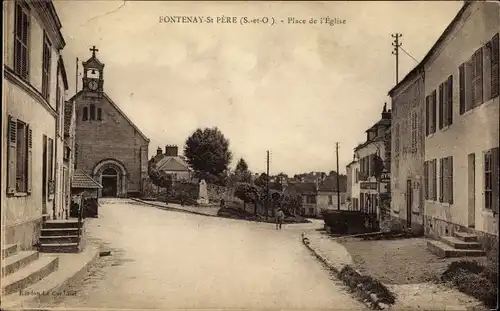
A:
[266,150,270,220]
[392,33,402,85]
[75,57,79,95]
[336,143,340,211]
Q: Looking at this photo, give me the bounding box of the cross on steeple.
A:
[89,45,99,57]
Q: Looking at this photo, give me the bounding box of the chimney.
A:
[165,145,178,157]
[156,147,162,155]
[381,102,391,119]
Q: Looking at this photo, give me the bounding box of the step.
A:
[1,251,39,276]
[427,240,486,258]
[39,243,80,253]
[441,236,482,249]
[2,244,18,259]
[43,219,83,229]
[39,235,80,244]
[40,228,81,236]
[454,231,478,242]
[1,256,59,295]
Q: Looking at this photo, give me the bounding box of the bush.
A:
[442,260,498,309]
[339,266,396,305]
[442,260,485,281]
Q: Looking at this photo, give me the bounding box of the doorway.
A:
[101,167,118,197]
[406,180,412,228]
[468,153,475,228]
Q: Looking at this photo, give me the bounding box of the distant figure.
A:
[276,208,285,230]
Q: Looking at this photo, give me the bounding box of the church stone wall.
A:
[74,93,149,196]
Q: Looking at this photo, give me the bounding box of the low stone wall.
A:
[4,217,43,250]
[207,183,242,204]
[388,216,424,236]
[302,233,396,310]
[424,215,499,256]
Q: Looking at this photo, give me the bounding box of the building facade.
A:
[423,1,499,245]
[2,1,69,249]
[152,145,192,181]
[388,70,426,234]
[346,157,360,211]
[71,49,150,198]
[353,104,392,220]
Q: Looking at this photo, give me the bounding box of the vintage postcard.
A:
[1,0,499,310]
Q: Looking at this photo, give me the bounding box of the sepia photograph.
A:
[1,0,499,310]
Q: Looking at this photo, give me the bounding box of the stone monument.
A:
[197,179,209,206]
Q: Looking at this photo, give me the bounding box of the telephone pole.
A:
[266,150,270,220]
[335,143,340,211]
[392,33,402,85]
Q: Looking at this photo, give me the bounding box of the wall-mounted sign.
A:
[381,172,391,183]
[360,182,378,190]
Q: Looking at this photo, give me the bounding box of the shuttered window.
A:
[47,138,55,195]
[7,116,32,195]
[14,2,29,80]
[439,158,444,203]
[490,33,499,99]
[424,161,429,200]
[432,159,437,201]
[42,32,52,100]
[485,147,499,213]
[459,63,466,114]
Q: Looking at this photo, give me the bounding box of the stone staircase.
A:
[39,219,85,253]
[1,244,59,295]
[427,231,486,258]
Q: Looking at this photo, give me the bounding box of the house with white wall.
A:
[2,0,69,249]
[421,1,498,251]
[346,156,360,211]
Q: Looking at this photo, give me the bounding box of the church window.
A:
[82,107,88,121]
[97,108,102,121]
[90,104,96,120]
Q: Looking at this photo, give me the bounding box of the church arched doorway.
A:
[101,167,118,197]
[93,159,128,198]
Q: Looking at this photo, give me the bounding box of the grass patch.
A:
[442,260,498,309]
[339,265,396,305]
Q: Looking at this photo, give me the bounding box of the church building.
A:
[70,47,149,197]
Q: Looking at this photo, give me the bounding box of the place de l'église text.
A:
[159,16,346,26]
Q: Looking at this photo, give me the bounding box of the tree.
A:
[254,173,269,188]
[234,158,252,183]
[148,157,174,200]
[234,182,261,215]
[184,127,232,185]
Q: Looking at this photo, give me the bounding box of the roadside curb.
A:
[301,232,395,310]
[131,198,218,218]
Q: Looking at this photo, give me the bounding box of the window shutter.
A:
[439,158,444,202]
[447,75,453,126]
[431,91,437,133]
[425,96,430,136]
[424,162,429,200]
[475,48,484,106]
[449,157,454,204]
[439,84,444,129]
[27,126,32,193]
[459,64,465,114]
[466,60,474,111]
[7,116,18,194]
[433,160,437,201]
[492,147,499,214]
[491,33,499,98]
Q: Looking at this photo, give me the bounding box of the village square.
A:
[1,1,499,310]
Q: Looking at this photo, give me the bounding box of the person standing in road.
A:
[276,208,285,230]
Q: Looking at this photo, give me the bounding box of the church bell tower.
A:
[82,45,104,99]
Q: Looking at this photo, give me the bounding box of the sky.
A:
[54,0,463,176]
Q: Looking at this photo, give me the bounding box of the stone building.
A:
[151,145,192,181]
[2,1,69,248]
[346,155,360,211]
[421,1,499,245]
[70,48,149,197]
[388,68,425,234]
[353,104,392,221]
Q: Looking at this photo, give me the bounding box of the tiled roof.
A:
[317,177,347,193]
[285,182,317,194]
[155,155,191,172]
[72,169,102,189]
[64,101,73,135]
